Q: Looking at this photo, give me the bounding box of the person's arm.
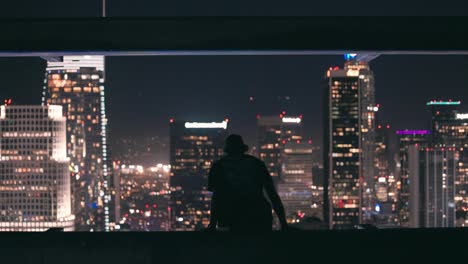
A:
[207,192,218,230]
[261,162,288,230]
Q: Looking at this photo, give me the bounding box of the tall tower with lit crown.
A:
[323,54,376,229]
[42,55,113,231]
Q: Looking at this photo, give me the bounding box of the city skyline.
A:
[1,53,468,231]
[2,55,468,154]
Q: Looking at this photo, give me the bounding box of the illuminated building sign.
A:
[396,130,431,135]
[281,117,302,124]
[184,121,228,129]
[426,101,461,106]
[456,113,468,120]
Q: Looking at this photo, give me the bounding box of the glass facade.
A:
[406,146,457,228]
[257,115,303,184]
[373,125,399,227]
[169,120,227,230]
[323,60,376,229]
[427,102,468,226]
[396,131,429,227]
[42,56,113,231]
[277,142,315,223]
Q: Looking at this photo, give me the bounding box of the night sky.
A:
[1,1,468,160]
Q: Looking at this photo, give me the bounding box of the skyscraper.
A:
[426,100,468,226]
[373,125,399,227]
[405,146,457,228]
[323,58,376,229]
[427,100,462,146]
[277,141,314,223]
[396,130,430,227]
[0,105,74,231]
[257,114,303,184]
[43,55,113,231]
[169,119,228,230]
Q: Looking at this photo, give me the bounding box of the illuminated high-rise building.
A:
[323,57,376,229]
[373,125,399,227]
[396,130,430,227]
[405,145,457,228]
[169,119,228,230]
[427,100,463,146]
[277,141,314,223]
[257,115,303,184]
[0,105,74,231]
[42,55,113,231]
[426,100,468,226]
[374,125,393,202]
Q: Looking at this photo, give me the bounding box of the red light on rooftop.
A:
[308,140,312,144]
[225,118,229,122]
[386,125,390,129]
[169,118,174,123]
[296,140,300,144]
[145,204,149,209]
[299,114,303,119]
[333,66,340,70]
[153,204,157,208]
[282,140,286,144]
[282,111,286,115]
[378,125,382,129]
[279,114,283,118]
[4,99,12,106]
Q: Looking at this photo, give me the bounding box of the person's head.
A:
[223,134,248,155]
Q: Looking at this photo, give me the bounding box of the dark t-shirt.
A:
[208,154,273,228]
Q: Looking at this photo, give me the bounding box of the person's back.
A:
[207,134,287,232]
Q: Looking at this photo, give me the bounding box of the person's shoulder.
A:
[242,154,264,164]
[213,157,225,166]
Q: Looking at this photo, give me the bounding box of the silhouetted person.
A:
[206,134,288,232]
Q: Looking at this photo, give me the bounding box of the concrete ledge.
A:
[0,228,465,264]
